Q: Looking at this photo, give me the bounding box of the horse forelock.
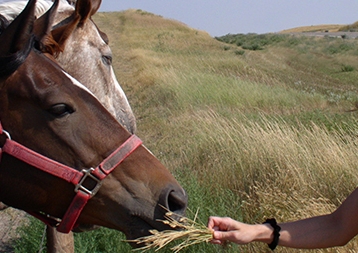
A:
[36,34,63,57]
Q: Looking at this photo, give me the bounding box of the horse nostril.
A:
[160,186,188,215]
[168,190,187,214]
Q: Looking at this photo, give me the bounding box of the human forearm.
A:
[277,188,358,249]
[278,214,347,249]
[209,188,358,249]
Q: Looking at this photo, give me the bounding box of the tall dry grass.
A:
[175,110,358,252]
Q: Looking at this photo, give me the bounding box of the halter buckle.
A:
[75,168,102,197]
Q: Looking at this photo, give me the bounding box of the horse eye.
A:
[102,55,112,65]
[48,104,74,117]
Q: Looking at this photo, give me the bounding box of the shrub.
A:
[341,64,355,72]
[242,43,263,50]
[234,49,245,55]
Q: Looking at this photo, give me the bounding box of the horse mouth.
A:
[125,213,181,246]
[126,192,187,243]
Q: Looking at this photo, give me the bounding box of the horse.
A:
[0,0,139,251]
[0,1,187,252]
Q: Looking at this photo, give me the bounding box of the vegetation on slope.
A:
[339,21,358,32]
[15,9,358,253]
[280,24,343,33]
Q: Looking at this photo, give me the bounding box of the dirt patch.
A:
[0,207,29,252]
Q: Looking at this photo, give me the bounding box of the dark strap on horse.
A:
[0,121,142,233]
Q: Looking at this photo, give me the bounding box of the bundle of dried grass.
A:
[127,209,213,252]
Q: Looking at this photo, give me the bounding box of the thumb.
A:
[213,230,226,240]
[214,230,238,243]
[210,231,226,245]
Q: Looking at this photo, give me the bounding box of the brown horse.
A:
[0,1,187,252]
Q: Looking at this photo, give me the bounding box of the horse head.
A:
[49,0,137,133]
[0,0,187,241]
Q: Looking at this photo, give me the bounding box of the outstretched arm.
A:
[208,187,358,249]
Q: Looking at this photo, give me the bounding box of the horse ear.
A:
[34,0,60,42]
[89,0,102,16]
[0,0,36,57]
[75,0,102,25]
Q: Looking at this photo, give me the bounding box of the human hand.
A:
[208,216,264,245]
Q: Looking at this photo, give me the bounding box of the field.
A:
[14,9,358,253]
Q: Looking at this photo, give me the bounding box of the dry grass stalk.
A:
[127,209,213,252]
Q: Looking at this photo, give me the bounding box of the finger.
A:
[207,216,219,228]
[210,239,224,245]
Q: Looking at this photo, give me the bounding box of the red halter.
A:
[0,121,142,233]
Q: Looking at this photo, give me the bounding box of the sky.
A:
[99,0,358,37]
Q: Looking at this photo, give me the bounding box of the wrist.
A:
[263,218,281,250]
[253,223,275,244]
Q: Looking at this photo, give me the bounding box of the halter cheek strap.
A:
[0,121,142,233]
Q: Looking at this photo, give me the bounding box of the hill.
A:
[280,24,344,33]
[339,20,358,32]
[278,21,358,33]
[94,9,358,116]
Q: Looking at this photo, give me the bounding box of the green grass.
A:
[13,10,358,253]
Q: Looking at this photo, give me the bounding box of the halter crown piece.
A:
[0,120,142,233]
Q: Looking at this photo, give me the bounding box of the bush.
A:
[234,49,245,55]
[341,64,355,72]
[242,43,262,50]
[216,33,290,50]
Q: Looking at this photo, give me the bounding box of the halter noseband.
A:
[0,121,142,233]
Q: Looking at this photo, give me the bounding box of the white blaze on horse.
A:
[0,0,187,252]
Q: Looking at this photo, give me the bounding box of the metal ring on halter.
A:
[75,168,103,197]
[2,130,11,140]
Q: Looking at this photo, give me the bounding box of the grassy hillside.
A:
[340,21,358,32]
[16,10,358,253]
